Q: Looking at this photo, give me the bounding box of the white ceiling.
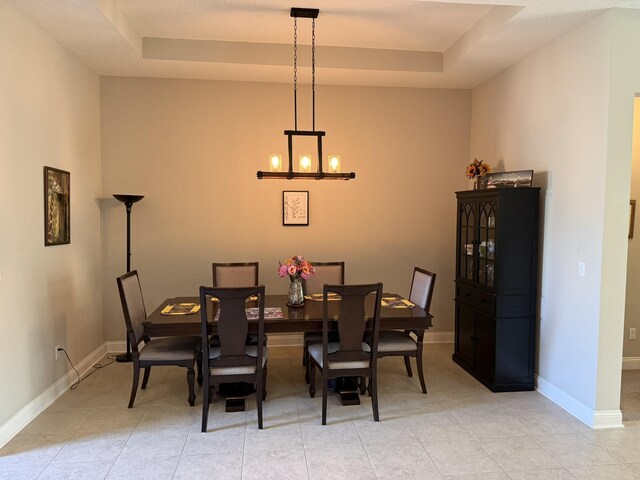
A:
[9,0,640,88]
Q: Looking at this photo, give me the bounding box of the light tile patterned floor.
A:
[2,343,640,479]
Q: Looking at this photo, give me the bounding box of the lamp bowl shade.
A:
[113,194,144,204]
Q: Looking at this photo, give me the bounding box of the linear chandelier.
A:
[257,7,355,180]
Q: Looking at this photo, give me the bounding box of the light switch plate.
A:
[578,262,586,277]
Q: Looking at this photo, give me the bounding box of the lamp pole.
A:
[113,194,144,363]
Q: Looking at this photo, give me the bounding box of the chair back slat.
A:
[304,261,344,295]
[200,286,265,369]
[116,270,147,350]
[212,262,259,287]
[323,283,382,364]
[409,267,436,312]
[218,297,250,357]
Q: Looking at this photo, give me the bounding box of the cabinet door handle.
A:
[464,293,471,297]
[480,298,487,303]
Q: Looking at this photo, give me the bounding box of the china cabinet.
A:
[453,187,540,391]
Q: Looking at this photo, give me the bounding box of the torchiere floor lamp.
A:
[113,194,144,363]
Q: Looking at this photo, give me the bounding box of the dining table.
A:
[144,293,433,410]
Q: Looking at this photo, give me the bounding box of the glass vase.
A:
[287,277,305,307]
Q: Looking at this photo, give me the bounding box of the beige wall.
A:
[471,9,640,426]
[0,0,102,428]
[100,77,471,342]
[625,97,640,357]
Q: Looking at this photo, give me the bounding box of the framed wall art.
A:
[44,166,70,246]
[283,190,309,226]
[484,170,534,189]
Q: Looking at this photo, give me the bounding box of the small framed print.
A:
[283,191,309,226]
[630,200,636,239]
[44,166,70,246]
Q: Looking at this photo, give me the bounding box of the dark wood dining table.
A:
[144,294,432,409]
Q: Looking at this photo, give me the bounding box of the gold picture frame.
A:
[630,200,636,239]
[44,166,70,246]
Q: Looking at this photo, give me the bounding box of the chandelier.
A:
[257,7,355,180]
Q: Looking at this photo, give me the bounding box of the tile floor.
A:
[2,343,640,479]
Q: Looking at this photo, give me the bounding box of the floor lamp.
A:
[114,194,145,363]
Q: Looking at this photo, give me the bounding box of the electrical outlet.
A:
[55,345,62,360]
[631,328,637,340]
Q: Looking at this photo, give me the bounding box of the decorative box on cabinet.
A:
[452,187,540,392]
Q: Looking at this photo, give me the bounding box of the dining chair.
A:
[302,261,345,381]
[199,285,268,431]
[116,270,201,408]
[212,262,260,346]
[212,262,259,288]
[375,267,436,394]
[307,283,382,425]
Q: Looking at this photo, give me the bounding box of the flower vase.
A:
[474,176,483,190]
[287,277,305,307]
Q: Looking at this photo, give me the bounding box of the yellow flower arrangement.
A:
[465,158,491,179]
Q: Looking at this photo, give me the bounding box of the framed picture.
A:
[283,190,309,226]
[630,200,636,239]
[484,170,534,189]
[44,166,70,246]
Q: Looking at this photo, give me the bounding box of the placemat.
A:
[161,303,201,315]
[381,297,415,308]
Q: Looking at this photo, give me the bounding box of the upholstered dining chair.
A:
[375,267,436,394]
[199,285,268,431]
[116,270,201,408]
[307,283,383,425]
[302,261,345,381]
[212,262,259,288]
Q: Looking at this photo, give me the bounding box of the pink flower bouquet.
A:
[278,255,316,280]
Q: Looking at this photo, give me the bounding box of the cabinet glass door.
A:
[458,201,475,281]
[477,201,496,289]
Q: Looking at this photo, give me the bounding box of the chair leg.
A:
[309,361,317,398]
[196,354,203,386]
[359,376,367,395]
[186,367,195,407]
[262,365,268,401]
[403,356,413,378]
[128,362,140,408]
[416,346,427,394]
[321,371,328,426]
[141,366,151,389]
[201,376,209,432]
[370,370,379,422]
[256,370,263,430]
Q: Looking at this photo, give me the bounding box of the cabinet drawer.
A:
[456,284,495,314]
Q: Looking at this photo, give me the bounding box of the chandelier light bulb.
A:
[299,154,312,172]
[269,154,282,172]
[328,155,341,173]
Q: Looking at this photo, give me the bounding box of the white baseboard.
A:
[106,340,126,354]
[0,343,108,449]
[425,331,454,343]
[622,357,640,370]
[536,374,623,429]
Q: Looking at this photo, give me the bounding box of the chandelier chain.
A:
[294,17,298,130]
[312,18,316,131]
